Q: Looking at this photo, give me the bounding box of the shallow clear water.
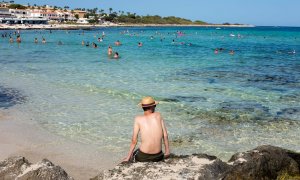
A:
[1,26,300,159]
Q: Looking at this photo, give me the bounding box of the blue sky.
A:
[14,0,300,26]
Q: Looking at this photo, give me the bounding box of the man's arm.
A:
[161,118,170,158]
[123,117,140,162]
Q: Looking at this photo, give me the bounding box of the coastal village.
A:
[0,1,215,28]
[0,1,110,25]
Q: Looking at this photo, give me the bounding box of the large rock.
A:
[224,145,300,180]
[92,145,300,180]
[91,154,230,180]
[0,156,73,180]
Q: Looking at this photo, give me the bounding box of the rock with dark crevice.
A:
[91,154,231,180]
[92,145,300,180]
[224,145,300,180]
[0,156,73,180]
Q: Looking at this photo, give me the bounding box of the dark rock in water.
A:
[224,145,300,180]
[215,101,271,121]
[0,86,26,109]
[219,101,269,113]
[0,156,73,180]
[92,145,300,180]
[276,107,300,121]
[162,96,207,103]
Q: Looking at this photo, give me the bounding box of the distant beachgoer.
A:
[114,52,119,59]
[138,42,143,47]
[229,50,235,55]
[9,37,13,43]
[86,41,90,47]
[288,50,296,54]
[92,42,98,48]
[16,36,21,43]
[108,46,113,56]
[82,40,85,46]
[34,38,38,43]
[214,49,219,54]
[115,40,121,46]
[122,96,170,162]
[42,38,46,44]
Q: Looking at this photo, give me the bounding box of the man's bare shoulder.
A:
[153,112,162,118]
[134,115,145,121]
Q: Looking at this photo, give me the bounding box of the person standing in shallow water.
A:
[108,46,113,56]
[123,97,170,162]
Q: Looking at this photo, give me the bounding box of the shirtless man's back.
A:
[123,97,170,162]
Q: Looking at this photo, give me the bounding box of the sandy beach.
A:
[0,23,254,30]
[0,107,119,179]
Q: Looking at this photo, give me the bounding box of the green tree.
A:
[109,8,112,14]
[8,4,26,9]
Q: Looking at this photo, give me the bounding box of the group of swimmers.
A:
[34,37,46,44]
[214,48,235,55]
[2,29,297,59]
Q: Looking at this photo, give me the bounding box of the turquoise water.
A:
[0,26,300,159]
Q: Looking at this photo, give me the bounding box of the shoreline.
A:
[0,23,255,30]
[0,107,119,179]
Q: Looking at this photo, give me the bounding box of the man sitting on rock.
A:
[123,96,170,162]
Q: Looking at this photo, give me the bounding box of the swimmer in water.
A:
[34,38,38,43]
[214,49,219,54]
[9,37,13,43]
[42,37,46,44]
[288,50,296,54]
[138,42,143,47]
[115,40,121,46]
[16,35,21,43]
[108,46,113,56]
[229,50,235,55]
[81,40,85,46]
[86,41,90,47]
[92,42,98,48]
[58,41,63,45]
[114,52,119,59]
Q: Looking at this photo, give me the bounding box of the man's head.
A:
[139,96,159,112]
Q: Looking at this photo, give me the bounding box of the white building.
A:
[9,9,29,18]
[0,7,12,18]
[77,18,89,24]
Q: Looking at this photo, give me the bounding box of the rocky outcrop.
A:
[1,146,299,180]
[0,156,73,180]
[91,154,230,180]
[224,145,300,180]
[92,145,300,180]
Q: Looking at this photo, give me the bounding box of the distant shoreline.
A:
[0,23,255,30]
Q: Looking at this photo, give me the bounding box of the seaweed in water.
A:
[0,86,26,109]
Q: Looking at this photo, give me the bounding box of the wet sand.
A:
[0,107,121,179]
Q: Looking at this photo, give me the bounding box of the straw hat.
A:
[139,96,159,107]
